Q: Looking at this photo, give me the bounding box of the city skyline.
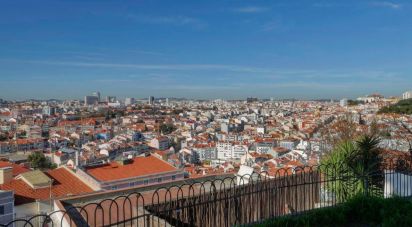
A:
[1,0,412,100]
[0,91,408,102]
[2,1,412,226]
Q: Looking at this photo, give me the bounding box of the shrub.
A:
[257,195,412,227]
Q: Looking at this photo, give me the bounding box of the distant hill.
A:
[378,99,412,114]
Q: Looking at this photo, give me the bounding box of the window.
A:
[172,175,176,180]
[0,205,4,215]
[144,180,149,185]
[111,186,118,190]
[157,178,162,183]
[129,182,135,187]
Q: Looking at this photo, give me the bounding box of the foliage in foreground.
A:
[320,136,383,202]
[258,195,412,227]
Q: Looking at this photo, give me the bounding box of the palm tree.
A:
[321,135,382,202]
[351,136,382,195]
[321,141,357,202]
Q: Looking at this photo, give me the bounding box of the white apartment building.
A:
[150,136,169,150]
[279,140,298,150]
[125,97,135,106]
[340,98,348,107]
[256,141,276,154]
[216,142,248,160]
[84,96,99,106]
[402,91,412,100]
[232,144,248,159]
[256,126,265,134]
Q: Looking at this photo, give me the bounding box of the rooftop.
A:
[19,170,51,189]
[0,167,93,205]
[85,155,178,182]
[0,161,30,176]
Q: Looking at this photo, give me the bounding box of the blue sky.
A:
[0,0,411,100]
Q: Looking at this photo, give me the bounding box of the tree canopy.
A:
[347,100,364,106]
[190,151,201,165]
[27,152,57,170]
[379,99,412,115]
[160,123,176,135]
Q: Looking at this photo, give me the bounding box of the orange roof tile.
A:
[0,168,93,205]
[0,161,30,176]
[85,155,177,182]
[0,112,12,116]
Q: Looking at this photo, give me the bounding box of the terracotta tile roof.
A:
[85,155,177,182]
[284,160,304,167]
[0,112,12,116]
[15,138,44,145]
[58,118,97,127]
[0,168,93,205]
[155,136,169,141]
[249,152,273,159]
[255,138,276,143]
[273,147,290,153]
[0,161,30,176]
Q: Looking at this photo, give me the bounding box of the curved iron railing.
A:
[1,155,411,227]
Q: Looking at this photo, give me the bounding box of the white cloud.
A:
[232,6,269,13]
[371,1,402,9]
[21,60,277,74]
[126,14,207,29]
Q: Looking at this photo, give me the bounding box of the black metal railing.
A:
[2,155,411,227]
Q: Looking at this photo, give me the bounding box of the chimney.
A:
[0,167,13,184]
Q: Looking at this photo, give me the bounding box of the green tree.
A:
[17,131,27,139]
[321,136,383,202]
[348,99,364,106]
[0,133,8,141]
[190,151,201,165]
[27,152,55,170]
[378,98,412,114]
[160,124,176,135]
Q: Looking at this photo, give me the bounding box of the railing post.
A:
[146,214,150,227]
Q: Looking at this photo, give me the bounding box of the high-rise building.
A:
[148,96,155,105]
[340,98,348,107]
[402,91,412,100]
[92,91,101,102]
[84,96,99,106]
[42,106,56,116]
[125,97,135,106]
[106,96,116,103]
